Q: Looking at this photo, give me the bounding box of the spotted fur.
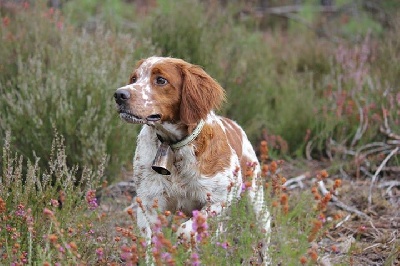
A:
[114,57,270,263]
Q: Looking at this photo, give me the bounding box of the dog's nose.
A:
[114,89,131,104]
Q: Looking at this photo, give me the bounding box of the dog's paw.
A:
[176,219,194,243]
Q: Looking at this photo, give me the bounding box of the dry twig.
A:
[335,214,351,229]
[318,180,370,220]
[351,99,368,147]
[284,173,309,189]
[368,147,399,207]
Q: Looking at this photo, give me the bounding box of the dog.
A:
[114,56,270,262]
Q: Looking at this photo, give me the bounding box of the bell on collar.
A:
[152,142,174,175]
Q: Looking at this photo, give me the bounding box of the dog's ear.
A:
[180,64,226,125]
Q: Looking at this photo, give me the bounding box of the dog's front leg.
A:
[136,205,154,241]
[136,196,165,265]
[176,201,226,242]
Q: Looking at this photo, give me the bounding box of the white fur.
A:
[117,57,271,264]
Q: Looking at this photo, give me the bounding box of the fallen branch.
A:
[284,173,309,189]
[378,180,400,206]
[318,180,370,220]
[379,105,400,140]
[335,214,351,228]
[378,180,400,189]
[351,99,368,147]
[371,166,400,172]
[368,147,399,207]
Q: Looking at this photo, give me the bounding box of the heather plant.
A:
[0,132,106,264]
[1,0,400,264]
[138,0,393,157]
[306,30,400,170]
[0,2,155,179]
[138,0,325,151]
[63,0,136,31]
[1,133,338,264]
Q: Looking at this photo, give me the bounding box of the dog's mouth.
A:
[119,111,161,124]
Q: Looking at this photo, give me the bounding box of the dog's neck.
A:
[151,119,205,149]
[153,122,187,144]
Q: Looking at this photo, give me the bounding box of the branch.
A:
[351,99,368,147]
[284,173,309,189]
[368,147,399,207]
[318,180,370,220]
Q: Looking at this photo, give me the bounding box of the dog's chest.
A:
[133,125,236,215]
[137,164,211,215]
[134,138,209,206]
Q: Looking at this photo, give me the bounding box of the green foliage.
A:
[138,0,323,152]
[1,132,107,264]
[0,3,152,179]
[2,0,400,167]
[341,12,383,37]
[63,0,136,31]
[0,136,327,264]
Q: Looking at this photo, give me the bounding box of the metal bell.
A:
[152,142,174,175]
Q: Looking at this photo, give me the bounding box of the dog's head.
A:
[114,57,225,126]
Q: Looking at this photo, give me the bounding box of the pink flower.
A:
[161,252,172,261]
[50,199,59,207]
[192,210,209,242]
[43,208,54,217]
[85,190,98,210]
[140,239,147,248]
[120,245,132,261]
[191,252,201,266]
[96,247,104,259]
[15,204,25,217]
[216,241,230,249]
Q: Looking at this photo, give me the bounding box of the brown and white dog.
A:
[114,57,270,259]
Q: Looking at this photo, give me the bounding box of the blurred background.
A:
[1,0,400,181]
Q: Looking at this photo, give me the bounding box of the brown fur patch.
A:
[220,118,243,158]
[220,118,253,176]
[194,122,231,177]
[178,62,226,125]
[149,61,183,122]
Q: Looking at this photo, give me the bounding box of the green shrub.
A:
[0,2,154,180]
[137,0,328,154]
[1,132,107,264]
[63,0,136,31]
[0,135,334,264]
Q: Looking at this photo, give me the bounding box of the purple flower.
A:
[96,248,104,259]
[85,190,98,210]
[191,252,201,266]
[192,210,209,242]
[216,241,230,249]
[161,252,172,261]
[15,204,26,217]
[50,199,59,207]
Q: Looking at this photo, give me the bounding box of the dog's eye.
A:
[156,77,168,86]
[130,76,137,84]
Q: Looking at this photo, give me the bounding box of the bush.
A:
[0,132,107,264]
[137,0,335,155]
[0,2,154,180]
[0,134,337,264]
